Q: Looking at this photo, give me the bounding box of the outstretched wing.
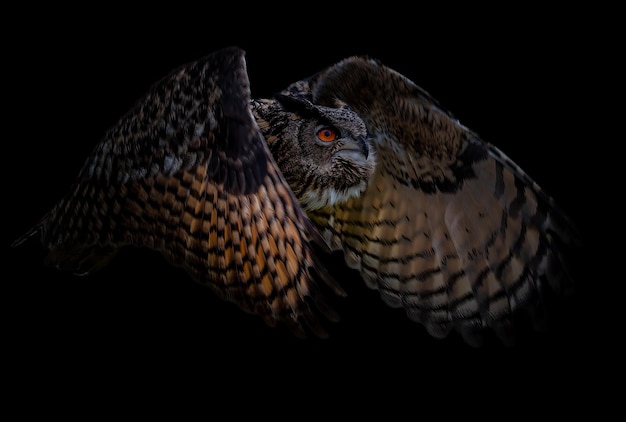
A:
[288,56,581,346]
[13,47,344,338]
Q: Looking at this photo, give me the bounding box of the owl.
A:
[11,46,580,347]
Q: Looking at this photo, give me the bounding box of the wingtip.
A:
[10,224,41,248]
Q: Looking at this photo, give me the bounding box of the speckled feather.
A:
[289,56,581,346]
[13,47,343,338]
[12,48,580,346]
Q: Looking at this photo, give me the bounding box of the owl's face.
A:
[252,96,376,211]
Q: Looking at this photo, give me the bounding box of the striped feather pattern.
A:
[304,56,580,345]
[15,47,343,338]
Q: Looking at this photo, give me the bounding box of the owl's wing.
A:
[13,47,344,338]
[291,56,581,346]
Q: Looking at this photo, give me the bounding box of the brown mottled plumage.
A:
[286,57,581,346]
[11,47,580,346]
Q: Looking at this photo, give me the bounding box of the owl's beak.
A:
[358,136,369,159]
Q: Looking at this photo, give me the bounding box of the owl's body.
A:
[12,47,580,346]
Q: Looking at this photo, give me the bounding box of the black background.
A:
[3,8,615,416]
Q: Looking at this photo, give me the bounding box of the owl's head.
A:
[252,95,376,211]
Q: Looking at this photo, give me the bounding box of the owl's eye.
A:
[316,127,338,143]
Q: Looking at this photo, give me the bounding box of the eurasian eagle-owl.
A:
[11,46,580,347]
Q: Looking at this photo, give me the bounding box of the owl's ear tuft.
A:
[274,93,317,115]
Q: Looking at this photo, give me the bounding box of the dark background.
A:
[3,9,614,415]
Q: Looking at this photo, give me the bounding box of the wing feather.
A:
[302,56,580,345]
[12,47,344,338]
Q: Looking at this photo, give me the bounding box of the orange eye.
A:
[316,127,337,142]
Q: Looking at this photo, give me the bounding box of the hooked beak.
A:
[357,136,369,159]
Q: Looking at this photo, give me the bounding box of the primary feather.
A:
[11,48,580,346]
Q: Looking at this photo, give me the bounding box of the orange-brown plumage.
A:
[12,47,580,346]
